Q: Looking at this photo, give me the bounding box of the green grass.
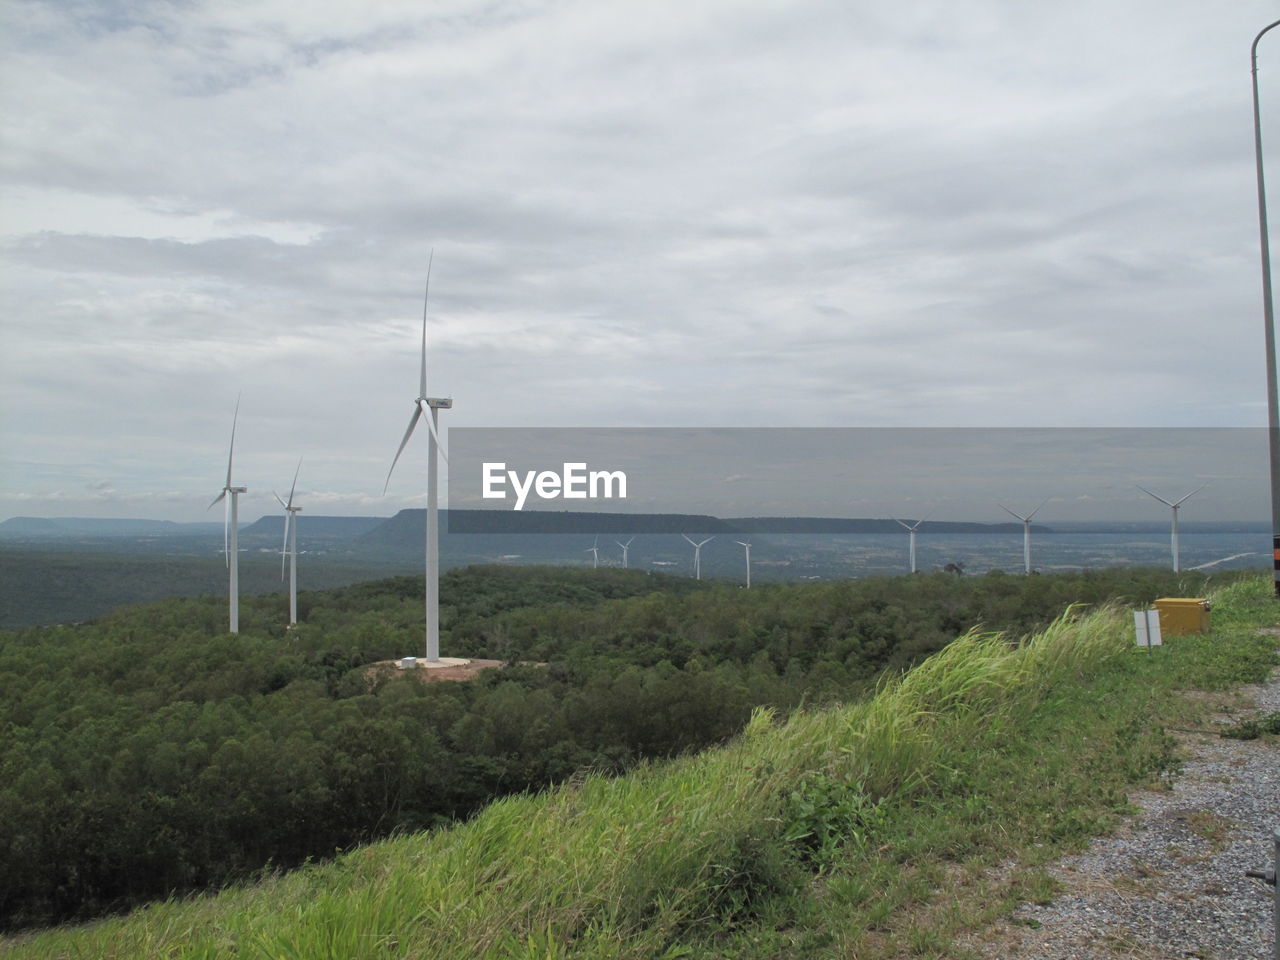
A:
[7,577,1277,960]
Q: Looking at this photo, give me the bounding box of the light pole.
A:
[1252,19,1280,598]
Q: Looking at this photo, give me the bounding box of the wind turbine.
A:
[1137,483,1207,572]
[682,534,714,580]
[208,396,247,634]
[274,458,303,627]
[586,536,600,569]
[735,540,752,588]
[384,253,452,663]
[893,509,934,574]
[998,499,1047,575]
[616,537,635,568]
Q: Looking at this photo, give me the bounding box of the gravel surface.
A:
[965,663,1280,959]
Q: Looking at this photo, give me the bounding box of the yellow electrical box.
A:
[1154,598,1211,636]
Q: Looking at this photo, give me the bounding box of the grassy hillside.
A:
[7,575,1276,959]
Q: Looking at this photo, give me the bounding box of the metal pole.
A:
[1171,504,1181,573]
[229,490,240,634]
[289,508,298,626]
[426,406,440,662]
[1252,20,1280,598]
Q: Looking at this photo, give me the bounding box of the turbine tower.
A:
[586,536,600,569]
[208,396,246,634]
[998,499,1047,575]
[384,253,452,662]
[735,540,752,588]
[682,534,714,580]
[616,537,635,568]
[1137,483,1207,572]
[893,510,934,574]
[274,458,303,627]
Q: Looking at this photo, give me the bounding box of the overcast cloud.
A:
[1,0,1277,523]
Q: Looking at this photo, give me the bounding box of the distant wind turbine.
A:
[1137,483,1207,572]
[893,509,934,574]
[616,537,635,569]
[682,534,714,580]
[998,499,1047,575]
[586,536,600,569]
[384,252,453,662]
[274,458,303,627]
[208,396,246,633]
[735,540,752,588]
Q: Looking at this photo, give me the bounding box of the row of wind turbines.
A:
[578,479,1204,591]
[207,257,1212,659]
[586,534,752,585]
[208,396,304,633]
[990,483,1207,576]
[209,255,450,649]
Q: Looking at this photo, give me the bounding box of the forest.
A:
[0,563,1237,930]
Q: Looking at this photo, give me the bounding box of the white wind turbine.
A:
[208,396,247,634]
[893,509,935,574]
[735,540,752,588]
[998,499,1047,575]
[384,254,453,663]
[682,534,714,580]
[586,536,600,569]
[616,537,635,568]
[1137,483,1208,572]
[274,458,303,627]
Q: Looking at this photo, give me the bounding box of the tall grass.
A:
[8,579,1275,960]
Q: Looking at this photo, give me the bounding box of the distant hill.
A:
[241,515,388,539]
[724,517,1037,535]
[362,509,1042,546]
[0,517,222,537]
[0,517,61,534]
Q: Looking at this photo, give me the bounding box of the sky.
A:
[2,0,1278,524]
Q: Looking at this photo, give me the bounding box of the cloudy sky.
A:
[2,0,1278,523]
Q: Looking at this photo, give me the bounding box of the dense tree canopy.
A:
[0,563,1231,928]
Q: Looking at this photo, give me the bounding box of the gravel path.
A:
[965,662,1280,960]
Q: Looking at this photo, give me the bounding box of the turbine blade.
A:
[287,457,302,509]
[1135,484,1173,507]
[1027,498,1049,521]
[226,393,240,488]
[997,503,1024,522]
[420,250,433,399]
[281,511,290,579]
[1173,482,1209,507]
[682,534,696,546]
[423,406,449,464]
[208,489,227,511]
[273,491,287,510]
[894,518,912,530]
[384,404,423,494]
[223,497,231,568]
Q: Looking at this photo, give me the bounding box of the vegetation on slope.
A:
[0,564,1250,932]
[5,576,1274,959]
